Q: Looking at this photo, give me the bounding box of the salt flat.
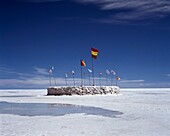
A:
[0,88,170,136]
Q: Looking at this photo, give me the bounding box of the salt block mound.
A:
[47,86,120,96]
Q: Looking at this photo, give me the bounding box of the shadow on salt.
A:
[0,102,123,118]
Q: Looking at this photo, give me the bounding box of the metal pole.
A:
[54,75,56,86]
[73,75,75,86]
[65,76,67,86]
[81,66,83,86]
[88,72,91,86]
[84,73,85,86]
[111,75,113,86]
[100,75,101,86]
[49,73,51,86]
[92,58,94,86]
[106,74,108,86]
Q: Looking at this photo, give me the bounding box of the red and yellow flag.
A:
[91,48,99,59]
[81,60,86,67]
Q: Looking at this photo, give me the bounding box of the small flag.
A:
[99,72,102,76]
[49,69,52,74]
[65,73,68,78]
[106,69,110,74]
[91,48,99,59]
[51,66,54,70]
[111,70,116,75]
[116,76,120,81]
[72,70,75,75]
[88,69,92,73]
[81,60,86,67]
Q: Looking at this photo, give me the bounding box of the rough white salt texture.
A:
[47,86,120,95]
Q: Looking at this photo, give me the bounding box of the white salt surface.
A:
[0,88,170,136]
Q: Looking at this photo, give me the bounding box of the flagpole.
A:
[111,74,113,86]
[106,73,108,86]
[88,72,91,86]
[73,75,75,86]
[65,76,67,86]
[92,57,94,86]
[116,78,117,86]
[84,73,85,86]
[54,75,56,86]
[49,73,51,86]
[99,74,101,86]
[81,66,83,87]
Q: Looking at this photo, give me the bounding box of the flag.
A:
[106,69,110,74]
[65,73,68,78]
[99,72,102,76]
[111,70,116,75]
[81,60,86,66]
[49,69,52,74]
[116,76,120,81]
[88,69,92,73]
[72,70,75,75]
[91,48,99,59]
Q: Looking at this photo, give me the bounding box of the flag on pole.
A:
[81,60,86,66]
[91,48,99,59]
[99,72,102,76]
[106,69,110,74]
[116,76,121,80]
[72,70,75,75]
[65,73,68,78]
[111,70,116,75]
[88,69,92,73]
[49,69,52,74]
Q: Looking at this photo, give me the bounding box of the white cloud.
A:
[34,67,49,76]
[167,74,170,77]
[21,0,62,3]
[120,79,144,83]
[76,0,170,23]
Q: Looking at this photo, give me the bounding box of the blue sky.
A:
[0,0,170,88]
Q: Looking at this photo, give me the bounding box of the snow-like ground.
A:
[0,88,170,136]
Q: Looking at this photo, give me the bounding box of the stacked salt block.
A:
[47,86,120,96]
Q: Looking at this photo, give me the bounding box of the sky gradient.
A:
[0,0,170,88]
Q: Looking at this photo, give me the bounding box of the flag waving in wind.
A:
[81,60,86,66]
[65,73,68,78]
[49,69,52,74]
[91,48,99,59]
[106,69,110,74]
[111,70,116,75]
[88,69,92,73]
[72,70,75,75]
[116,76,121,81]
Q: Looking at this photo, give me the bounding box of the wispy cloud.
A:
[120,79,144,83]
[18,0,170,24]
[21,0,62,3]
[76,0,170,23]
[167,74,170,77]
[34,67,49,76]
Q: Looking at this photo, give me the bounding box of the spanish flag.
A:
[91,48,99,59]
[81,60,86,67]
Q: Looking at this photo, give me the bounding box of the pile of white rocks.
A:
[47,86,120,96]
